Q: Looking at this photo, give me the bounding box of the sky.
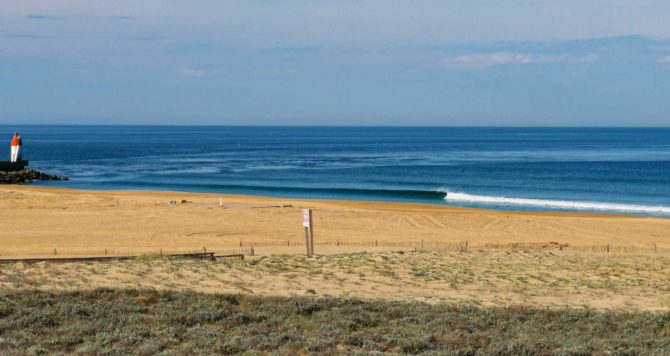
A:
[1,1,670,126]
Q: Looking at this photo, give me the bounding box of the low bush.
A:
[0,289,667,354]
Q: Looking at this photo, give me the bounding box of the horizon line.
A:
[1,123,670,129]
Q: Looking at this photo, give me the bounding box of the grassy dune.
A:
[0,289,668,355]
[2,251,670,310]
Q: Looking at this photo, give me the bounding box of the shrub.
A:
[0,289,666,354]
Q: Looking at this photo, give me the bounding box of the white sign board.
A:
[301,209,311,228]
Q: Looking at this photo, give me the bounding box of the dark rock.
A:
[0,170,68,184]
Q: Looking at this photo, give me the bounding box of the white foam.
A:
[443,191,670,215]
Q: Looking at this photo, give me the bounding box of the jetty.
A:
[0,169,67,184]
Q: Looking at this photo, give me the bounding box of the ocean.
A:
[2,125,669,216]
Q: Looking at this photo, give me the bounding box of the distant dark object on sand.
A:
[0,169,68,184]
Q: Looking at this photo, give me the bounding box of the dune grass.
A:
[2,250,670,310]
[0,289,668,355]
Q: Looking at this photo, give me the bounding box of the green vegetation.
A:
[0,289,668,354]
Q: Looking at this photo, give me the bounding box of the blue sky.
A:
[1,1,670,126]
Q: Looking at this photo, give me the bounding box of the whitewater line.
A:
[443,191,670,215]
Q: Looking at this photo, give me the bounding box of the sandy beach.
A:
[1,186,668,257]
[2,185,669,311]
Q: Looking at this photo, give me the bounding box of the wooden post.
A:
[160,248,163,256]
[54,248,57,256]
[250,246,255,256]
[309,210,315,256]
[304,226,311,257]
[105,249,108,256]
[302,208,314,256]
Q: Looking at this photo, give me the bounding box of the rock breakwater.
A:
[0,170,68,184]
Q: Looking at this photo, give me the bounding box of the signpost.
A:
[301,208,314,256]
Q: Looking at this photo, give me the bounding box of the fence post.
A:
[250,246,255,257]
[160,248,163,256]
[309,212,315,256]
[239,240,242,247]
[421,240,424,251]
[105,249,107,256]
[203,247,207,253]
[304,226,312,257]
[607,245,610,253]
[54,248,57,256]
[465,240,468,252]
[302,209,315,256]
[654,243,657,253]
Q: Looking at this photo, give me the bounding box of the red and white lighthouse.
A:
[10,132,22,162]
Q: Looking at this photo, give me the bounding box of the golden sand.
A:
[0,186,668,257]
[2,186,670,310]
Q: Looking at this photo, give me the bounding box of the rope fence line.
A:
[242,239,669,255]
[474,242,669,255]
[0,241,666,258]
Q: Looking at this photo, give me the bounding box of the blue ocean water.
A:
[1,126,669,216]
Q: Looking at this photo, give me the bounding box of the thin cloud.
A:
[262,45,322,54]
[658,56,670,64]
[126,36,163,42]
[26,14,62,20]
[3,33,50,39]
[439,52,598,68]
[167,43,213,53]
[177,68,207,77]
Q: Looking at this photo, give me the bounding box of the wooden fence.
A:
[0,251,220,264]
[0,247,253,258]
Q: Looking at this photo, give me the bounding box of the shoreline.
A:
[21,184,660,219]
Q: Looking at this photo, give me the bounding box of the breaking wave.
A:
[443,191,670,215]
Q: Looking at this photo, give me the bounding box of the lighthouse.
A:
[10,132,21,162]
[0,132,28,172]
